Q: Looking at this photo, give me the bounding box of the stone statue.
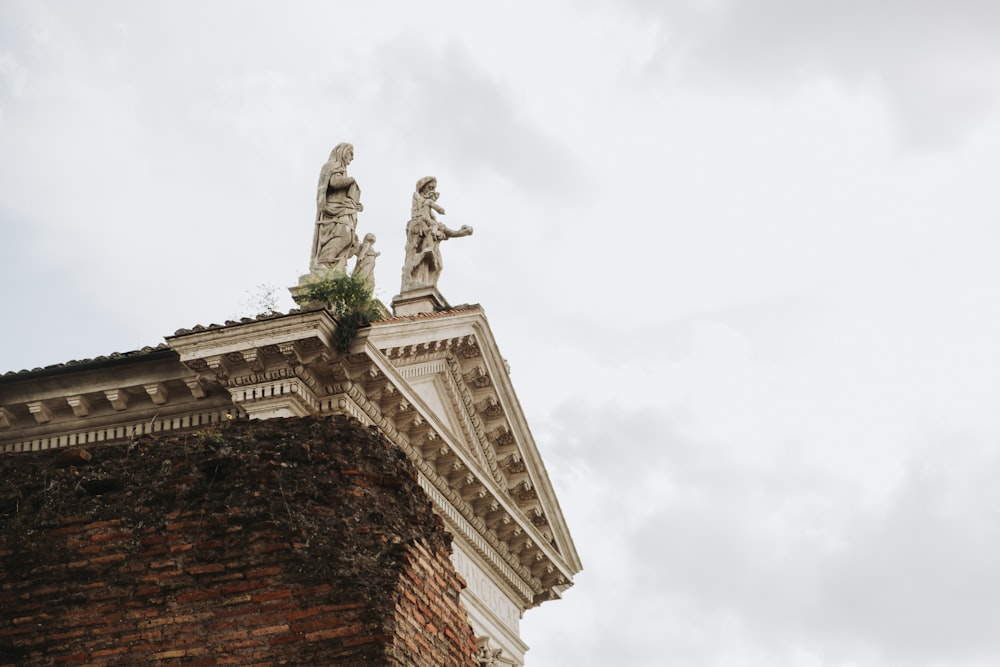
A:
[351,232,379,291]
[311,142,363,273]
[475,637,503,667]
[401,177,472,292]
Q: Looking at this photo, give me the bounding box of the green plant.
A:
[196,425,228,450]
[297,273,383,351]
[240,283,282,318]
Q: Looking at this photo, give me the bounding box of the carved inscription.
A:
[451,546,520,632]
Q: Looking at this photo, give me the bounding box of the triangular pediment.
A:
[356,307,582,602]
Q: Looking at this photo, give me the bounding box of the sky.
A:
[3,2,1000,665]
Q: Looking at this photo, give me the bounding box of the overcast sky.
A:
[3,2,1000,665]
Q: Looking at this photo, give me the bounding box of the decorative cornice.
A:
[0,407,243,454]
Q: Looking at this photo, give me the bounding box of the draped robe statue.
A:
[311,143,363,273]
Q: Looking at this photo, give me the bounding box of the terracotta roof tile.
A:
[2,343,172,380]
[373,304,481,326]
[171,309,301,336]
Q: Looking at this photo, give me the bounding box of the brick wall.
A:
[0,416,478,666]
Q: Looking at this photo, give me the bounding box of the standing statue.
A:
[352,232,379,292]
[311,142,363,273]
[401,177,472,292]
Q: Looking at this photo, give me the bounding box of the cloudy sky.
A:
[3,2,1000,665]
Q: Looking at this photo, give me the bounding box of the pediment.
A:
[356,307,582,603]
[400,365,466,450]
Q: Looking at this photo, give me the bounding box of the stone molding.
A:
[0,408,244,454]
[0,350,233,452]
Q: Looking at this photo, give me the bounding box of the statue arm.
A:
[327,174,356,188]
[442,224,473,238]
[325,173,363,212]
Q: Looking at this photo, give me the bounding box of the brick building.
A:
[0,296,581,665]
[0,416,480,665]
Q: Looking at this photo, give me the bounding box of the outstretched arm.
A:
[442,224,473,239]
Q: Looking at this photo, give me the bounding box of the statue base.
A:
[391,287,450,317]
[288,269,348,309]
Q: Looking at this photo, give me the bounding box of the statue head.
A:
[330,142,354,167]
[415,176,437,196]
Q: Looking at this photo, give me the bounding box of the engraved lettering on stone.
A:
[452,548,520,631]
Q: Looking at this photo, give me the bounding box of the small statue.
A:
[401,176,472,292]
[351,232,379,291]
[311,143,363,273]
[475,637,503,667]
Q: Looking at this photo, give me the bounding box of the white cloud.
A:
[616,0,1000,148]
[533,400,1000,666]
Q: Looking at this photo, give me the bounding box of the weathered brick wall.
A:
[0,416,478,666]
